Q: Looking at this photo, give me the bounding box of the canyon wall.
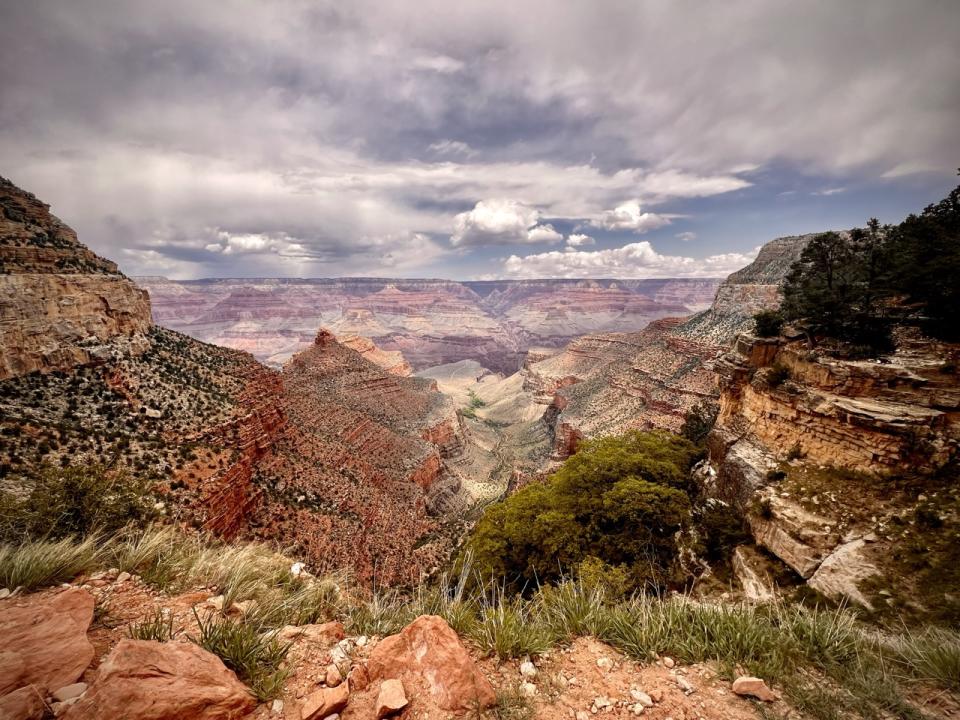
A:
[0,178,472,587]
[248,329,468,586]
[137,276,721,373]
[527,235,812,456]
[709,332,960,504]
[0,177,152,380]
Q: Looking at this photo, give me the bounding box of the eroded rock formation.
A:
[0,177,152,380]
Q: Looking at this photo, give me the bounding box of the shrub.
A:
[753,310,784,338]
[0,464,156,541]
[467,431,699,592]
[766,363,791,388]
[696,501,750,563]
[679,401,718,445]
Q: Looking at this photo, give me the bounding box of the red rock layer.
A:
[247,330,464,586]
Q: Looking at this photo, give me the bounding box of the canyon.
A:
[138,276,719,374]
[0,178,481,586]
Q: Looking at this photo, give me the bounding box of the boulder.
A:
[0,588,94,695]
[808,538,879,609]
[61,640,256,720]
[347,664,369,692]
[367,615,496,712]
[375,679,408,719]
[0,685,46,720]
[732,676,777,702]
[300,683,349,720]
[748,493,839,578]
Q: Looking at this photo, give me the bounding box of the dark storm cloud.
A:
[0,0,957,278]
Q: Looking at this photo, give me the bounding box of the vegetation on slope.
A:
[781,183,960,351]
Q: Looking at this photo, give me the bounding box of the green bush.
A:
[753,310,784,338]
[0,464,156,541]
[679,401,718,445]
[467,431,700,591]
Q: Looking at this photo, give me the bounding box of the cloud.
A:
[0,1,956,278]
[451,199,562,246]
[503,241,759,279]
[593,201,671,233]
[566,233,595,247]
[813,187,846,196]
[410,54,464,74]
[428,140,478,158]
[675,231,697,242]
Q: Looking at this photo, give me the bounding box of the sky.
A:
[1,1,958,280]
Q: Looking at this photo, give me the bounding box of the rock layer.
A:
[137,276,721,372]
[526,235,812,455]
[0,177,152,380]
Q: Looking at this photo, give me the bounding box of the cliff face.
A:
[528,235,811,456]
[0,179,473,588]
[709,333,960,504]
[710,332,960,615]
[0,177,152,379]
[137,276,720,373]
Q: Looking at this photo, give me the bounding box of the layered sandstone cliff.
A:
[0,177,152,379]
[708,333,960,504]
[709,331,959,615]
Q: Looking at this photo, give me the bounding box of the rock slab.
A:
[0,588,95,696]
[62,639,256,720]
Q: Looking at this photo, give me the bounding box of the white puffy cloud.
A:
[503,241,760,279]
[566,233,595,247]
[593,201,671,233]
[450,199,563,247]
[675,231,697,242]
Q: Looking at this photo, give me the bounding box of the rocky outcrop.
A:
[0,178,152,380]
[62,640,256,720]
[248,330,467,586]
[137,276,720,373]
[367,615,496,712]
[710,334,960,503]
[338,333,413,376]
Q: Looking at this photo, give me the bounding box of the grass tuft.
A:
[0,534,106,590]
[191,609,291,701]
[128,608,176,642]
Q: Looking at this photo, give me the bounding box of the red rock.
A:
[347,664,369,692]
[375,678,408,718]
[61,639,256,720]
[325,664,342,687]
[0,685,46,720]
[0,588,94,696]
[300,683,349,720]
[367,615,496,711]
[732,676,777,702]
